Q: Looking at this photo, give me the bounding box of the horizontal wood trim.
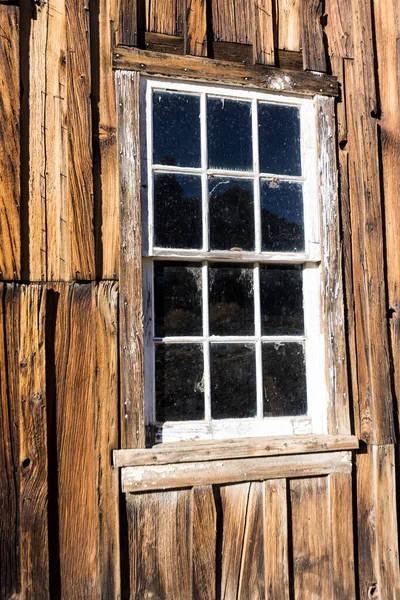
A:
[121,451,353,492]
[113,47,339,97]
[114,434,359,467]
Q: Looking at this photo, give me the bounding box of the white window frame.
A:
[141,77,328,443]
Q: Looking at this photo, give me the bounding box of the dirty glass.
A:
[153,91,201,167]
[209,177,254,251]
[155,344,204,421]
[260,180,304,252]
[210,344,257,418]
[262,342,307,417]
[260,265,304,335]
[258,103,301,176]
[209,263,254,336]
[154,262,203,337]
[207,97,253,171]
[154,173,202,249]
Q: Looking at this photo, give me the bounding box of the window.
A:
[142,78,327,443]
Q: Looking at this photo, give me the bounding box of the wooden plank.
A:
[253,0,275,66]
[116,70,145,449]
[315,95,351,435]
[328,473,356,599]
[324,0,353,60]
[117,0,137,45]
[237,482,265,599]
[290,477,332,599]
[114,434,359,467]
[66,0,95,279]
[0,284,19,597]
[95,282,120,598]
[19,285,49,598]
[192,485,216,600]
[275,0,301,52]
[0,6,20,280]
[345,20,394,444]
[357,445,400,599]
[220,483,250,600]
[301,0,326,72]
[264,479,289,600]
[212,0,254,45]
[145,0,185,37]
[56,284,99,597]
[127,489,192,599]
[122,451,353,492]
[114,48,340,97]
[185,0,207,57]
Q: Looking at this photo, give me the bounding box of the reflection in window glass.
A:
[209,264,254,336]
[260,265,304,335]
[209,177,254,251]
[261,180,304,252]
[153,91,201,167]
[207,97,252,171]
[154,262,203,337]
[154,173,202,249]
[258,103,301,176]
[155,344,204,421]
[210,344,257,419]
[262,343,307,417]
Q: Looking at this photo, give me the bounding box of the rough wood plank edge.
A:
[253,0,275,66]
[113,434,358,467]
[301,0,327,72]
[316,95,351,435]
[185,0,208,57]
[264,479,290,599]
[121,451,352,492]
[116,70,146,449]
[113,47,339,96]
[116,0,137,46]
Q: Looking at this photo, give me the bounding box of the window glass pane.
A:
[154,262,203,337]
[207,97,252,170]
[209,263,254,336]
[260,265,304,335]
[155,344,204,421]
[262,342,307,417]
[154,173,202,249]
[209,177,254,251]
[258,103,301,176]
[210,344,256,418]
[261,180,304,252]
[153,91,201,167]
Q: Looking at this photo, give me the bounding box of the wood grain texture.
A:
[185,0,207,57]
[264,479,289,600]
[275,0,301,51]
[301,0,326,72]
[212,0,254,44]
[345,13,394,444]
[237,482,265,599]
[116,70,146,449]
[95,282,120,598]
[324,0,353,60]
[357,445,400,599]
[253,0,275,66]
[67,0,95,279]
[145,0,185,36]
[0,6,20,280]
[117,0,137,45]
[192,485,216,600]
[127,489,192,599]
[316,95,351,435]
[19,285,49,598]
[114,434,359,467]
[114,48,340,96]
[121,451,353,492]
[290,477,332,599]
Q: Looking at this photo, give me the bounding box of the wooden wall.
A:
[1,0,400,598]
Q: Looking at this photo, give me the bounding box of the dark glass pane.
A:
[260,265,304,335]
[154,173,202,249]
[154,262,203,337]
[209,177,254,251]
[258,103,301,176]
[155,344,204,421]
[209,263,254,335]
[261,180,304,252]
[210,344,256,418]
[262,342,307,417]
[153,91,201,167]
[207,97,252,170]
